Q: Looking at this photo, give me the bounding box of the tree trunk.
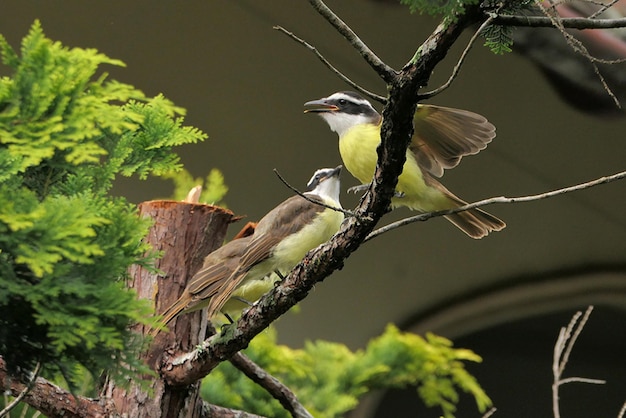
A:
[102,200,235,418]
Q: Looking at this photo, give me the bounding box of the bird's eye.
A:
[338,99,347,106]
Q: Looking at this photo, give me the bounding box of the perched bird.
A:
[205,166,344,319]
[153,166,345,335]
[304,91,505,239]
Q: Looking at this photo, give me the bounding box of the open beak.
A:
[303,98,338,113]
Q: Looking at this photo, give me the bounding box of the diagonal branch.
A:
[273,25,386,104]
[0,362,41,417]
[273,168,361,219]
[492,14,626,29]
[420,14,497,99]
[365,169,626,242]
[230,352,314,418]
[307,0,397,83]
[160,4,483,388]
[0,356,110,418]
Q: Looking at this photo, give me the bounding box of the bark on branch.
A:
[159,2,483,387]
[0,357,110,418]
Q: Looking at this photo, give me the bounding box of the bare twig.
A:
[534,2,623,109]
[273,25,386,104]
[558,376,607,385]
[491,14,626,29]
[482,407,497,418]
[617,400,626,418]
[552,306,605,418]
[365,169,626,242]
[589,0,621,19]
[273,168,361,219]
[307,0,397,83]
[421,15,497,99]
[230,352,313,418]
[0,362,41,418]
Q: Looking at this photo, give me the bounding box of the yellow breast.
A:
[271,203,344,272]
[339,123,447,212]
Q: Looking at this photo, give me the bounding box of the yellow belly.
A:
[221,273,281,319]
[271,205,344,271]
[339,124,450,212]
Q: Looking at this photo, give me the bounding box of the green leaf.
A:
[0,20,214,391]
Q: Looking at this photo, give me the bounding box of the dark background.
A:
[2,2,625,417]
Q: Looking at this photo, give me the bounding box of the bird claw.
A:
[347,183,370,194]
[347,183,405,198]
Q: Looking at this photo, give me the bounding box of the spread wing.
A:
[410,105,496,178]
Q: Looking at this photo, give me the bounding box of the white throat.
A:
[319,112,373,138]
[308,177,342,207]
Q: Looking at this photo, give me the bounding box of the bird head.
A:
[304,91,381,137]
[305,165,342,203]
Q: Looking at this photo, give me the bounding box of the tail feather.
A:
[426,177,506,239]
[149,294,190,337]
[444,207,505,239]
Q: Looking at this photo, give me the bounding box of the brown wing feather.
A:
[206,194,327,318]
[411,105,496,178]
[237,194,326,271]
[150,236,251,335]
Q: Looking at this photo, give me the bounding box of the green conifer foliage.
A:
[0,21,208,387]
[202,325,491,418]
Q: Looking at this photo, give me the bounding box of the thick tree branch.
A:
[0,357,110,418]
[306,0,397,83]
[160,4,482,387]
[230,353,313,418]
[492,14,626,29]
[365,169,626,242]
[0,362,40,417]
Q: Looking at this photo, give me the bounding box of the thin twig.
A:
[273,25,386,104]
[559,376,606,385]
[230,352,314,418]
[482,407,497,418]
[365,169,626,242]
[552,306,605,418]
[0,362,41,418]
[492,14,626,29]
[617,400,626,418]
[421,15,496,99]
[273,168,361,219]
[534,2,622,109]
[558,306,593,376]
[589,0,620,19]
[307,0,397,84]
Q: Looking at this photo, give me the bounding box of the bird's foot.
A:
[347,183,405,198]
[347,183,370,194]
